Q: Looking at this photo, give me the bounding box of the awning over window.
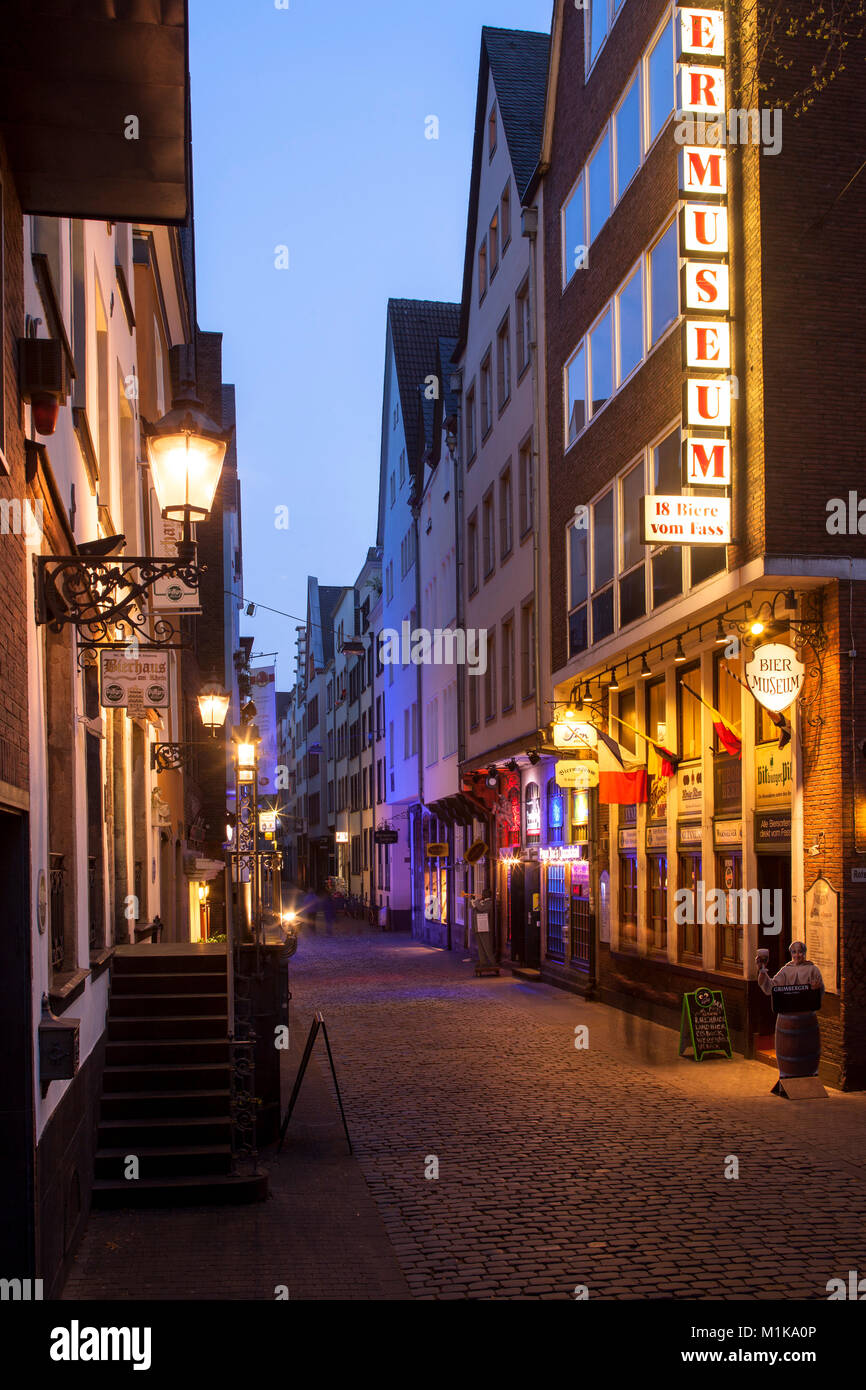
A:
[0,0,189,223]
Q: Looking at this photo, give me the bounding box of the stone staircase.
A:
[92,946,267,1207]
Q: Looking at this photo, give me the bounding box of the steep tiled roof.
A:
[454,25,551,357]
[483,27,550,201]
[388,299,460,468]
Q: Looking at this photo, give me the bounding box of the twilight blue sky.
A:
[189,0,553,688]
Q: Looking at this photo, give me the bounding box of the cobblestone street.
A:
[64,920,866,1301]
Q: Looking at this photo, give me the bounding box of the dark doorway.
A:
[509,864,525,962]
[0,809,33,1274]
[524,862,541,968]
[754,854,792,1040]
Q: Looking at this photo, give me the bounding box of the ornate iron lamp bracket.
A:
[35,553,206,645]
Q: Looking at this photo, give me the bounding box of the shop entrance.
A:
[753,853,792,1043]
[523,862,541,967]
[509,864,525,962]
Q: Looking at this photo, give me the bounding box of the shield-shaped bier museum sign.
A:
[745,643,804,713]
[100,651,170,708]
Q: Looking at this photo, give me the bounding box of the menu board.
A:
[679,988,733,1062]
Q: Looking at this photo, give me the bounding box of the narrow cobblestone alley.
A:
[64,921,866,1301]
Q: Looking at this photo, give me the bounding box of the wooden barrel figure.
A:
[775,1012,820,1078]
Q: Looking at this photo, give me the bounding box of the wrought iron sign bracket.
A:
[35,553,206,646]
[151,741,219,773]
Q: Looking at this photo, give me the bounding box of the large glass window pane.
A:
[569,607,588,657]
[566,343,586,443]
[648,15,674,144]
[618,265,643,383]
[592,587,615,642]
[615,75,641,198]
[652,545,682,606]
[590,0,607,64]
[569,524,589,607]
[619,567,646,627]
[691,545,726,587]
[588,132,611,243]
[593,490,614,588]
[653,428,681,493]
[590,310,612,414]
[563,177,585,286]
[650,221,678,343]
[621,461,644,570]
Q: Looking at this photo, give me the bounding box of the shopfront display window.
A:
[547,779,564,844]
[717,850,743,969]
[620,854,637,944]
[678,852,702,961]
[648,854,667,950]
[546,863,567,960]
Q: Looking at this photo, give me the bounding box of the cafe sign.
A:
[100,651,169,708]
[745,643,804,713]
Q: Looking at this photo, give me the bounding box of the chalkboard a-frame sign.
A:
[679,988,733,1062]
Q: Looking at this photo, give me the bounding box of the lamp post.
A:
[36,398,233,649]
[232,723,262,945]
[151,673,230,770]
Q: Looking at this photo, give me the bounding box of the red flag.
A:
[597,736,649,805]
[683,683,741,759]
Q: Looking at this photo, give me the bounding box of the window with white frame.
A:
[467,510,479,592]
[516,276,531,374]
[465,383,476,461]
[497,313,511,409]
[649,219,679,344]
[647,11,675,147]
[587,0,626,70]
[563,7,677,284]
[562,174,585,289]
[615,71,641,200]
[478,239,488,301]
[489,210,499,276]
[566,421,725,654]
[425,698,439,766]
[482,488,495,577]
[499,463,513,558]
[501,181,511,250]
[518,435,533,537]
[480,352,492,436]
[617,263,643,385]
[588,131,611,245]
[501,615,515,712]
[564,214,678,448]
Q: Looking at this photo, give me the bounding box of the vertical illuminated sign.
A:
[677,3,733,496]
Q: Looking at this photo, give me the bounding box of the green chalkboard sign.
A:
[679,988,733,1061]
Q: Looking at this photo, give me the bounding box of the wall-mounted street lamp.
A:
[151,673,230,771]
[36,395,232,648]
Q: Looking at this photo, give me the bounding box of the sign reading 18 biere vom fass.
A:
[642,4,733,550]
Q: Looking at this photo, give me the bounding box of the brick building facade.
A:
[536,0,866,1086]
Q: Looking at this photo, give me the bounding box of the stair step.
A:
[112,952,227,976]
[106,993,228,1017]
[102,1062,231,1094]
[91,1171,268,1209]
[100,1090,231,1120]
[112,972,228,996]
[99,1115,232,1144]
[108,1014,228,1040]
[95,1144,233,1179]
[106,1039,231,1065]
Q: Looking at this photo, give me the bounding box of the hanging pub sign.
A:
[556,759,599,790]
[745,643,805,713]
[553,714,597,749]
[259,811,277,835]
[149,489,200,612]
[100,650,169,708]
